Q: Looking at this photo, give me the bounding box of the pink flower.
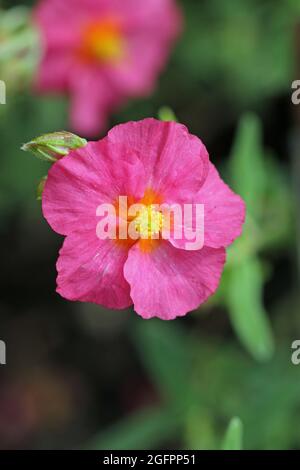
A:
[42,119,245,320]
[34,0,181,136]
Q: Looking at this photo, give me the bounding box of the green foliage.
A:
[221,112,293,361]
[0,94,67,216]
[229,113,266,216]
[226,258,274,362]
[88,319,191,450]
[221,417,243,450]
[0,6,39,90]
[87,407,180,450]
[178,0,296,106]
[133,320,193,408]
[88,323,300,450]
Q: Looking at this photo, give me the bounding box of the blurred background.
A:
[0,0,300,450]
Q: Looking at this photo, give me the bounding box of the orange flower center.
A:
[78,19,124,64]
[115,189,165,253]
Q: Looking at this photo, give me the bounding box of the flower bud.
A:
[158,106,177,122]
[21,131,87,162]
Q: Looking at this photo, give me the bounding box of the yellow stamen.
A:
[134,205,164,239]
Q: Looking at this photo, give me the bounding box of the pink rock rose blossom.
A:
[34,0,182,136]
[42,119,246,320]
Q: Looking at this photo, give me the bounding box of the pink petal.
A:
[124,241,226,320]
[34,53,74,93]
[166,202,205,251]
[34,0,85,48]
[108,119,209,202]
[56,229,132,309]
[69,67,122,136]
[106,0,182,95]
[34,0,108,29]
[42,140,146,236]
[197,163,246,248]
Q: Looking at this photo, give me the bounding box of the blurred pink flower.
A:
[34,0,182,136]
[42,119,245,320]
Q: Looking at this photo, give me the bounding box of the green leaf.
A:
[85,407,180,450]
[229,113,266,216]
[185,407,217,450]
[221,417,243,450]
[227,257,274,362]
[132,319,191,407]
[259,153,294,250]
